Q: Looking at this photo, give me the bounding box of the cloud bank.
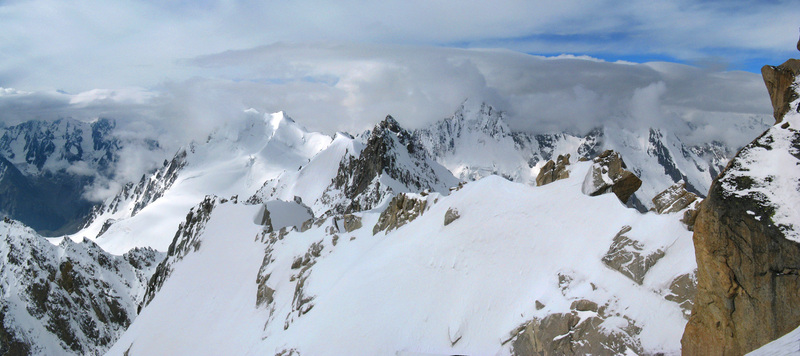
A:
[0,44,775,202]
[1,44,773,144]
[1,0,798,93]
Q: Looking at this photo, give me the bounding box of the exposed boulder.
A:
[535,154,570,186]
[372,194,427,235]
[581,150,642,204]
[443,207,460,226]
[652,182,698,214]
[682,63,800,354]
[335,214,362,233]
[602,226,666,285]
[681,207,699,231]
[761,59,800,123]
[510,300,642,355]
[665,273,696,320]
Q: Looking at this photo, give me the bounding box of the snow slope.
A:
[72,111,332,254]
[108,161,695,355]
[748,324,800,356]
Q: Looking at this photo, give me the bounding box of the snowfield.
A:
[71,111,332,254]
[108,161,695,355]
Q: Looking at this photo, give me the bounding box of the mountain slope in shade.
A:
[0,118,135,235]
[107,161,695,355]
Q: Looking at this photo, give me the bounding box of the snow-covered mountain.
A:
[107,159,696,355]
[415,99,765,211]
[0,94,774,354]
[251,115,458,215]
[0,219,162,355]
[76,110,332,254]
[0,118,160,235]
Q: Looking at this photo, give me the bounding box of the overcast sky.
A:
[0,0,795,141]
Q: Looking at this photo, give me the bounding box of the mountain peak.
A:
[268,111,297,132]
[375,115,403,134]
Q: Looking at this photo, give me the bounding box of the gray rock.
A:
[443,207,460,226]
[581,150,642,204]
[510,302,642,356]
[338,214,362,233]
[652,182,698,214]
[664,273,696,319]
[602,226,665,285]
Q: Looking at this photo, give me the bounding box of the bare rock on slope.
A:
[372,193,427,235]
[535,154,570,186]
[652,182,698,214]
[582,150,642,204]
[602,225,665,285]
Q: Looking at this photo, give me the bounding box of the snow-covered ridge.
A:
[78,99,757,254]
[108,160,697,355]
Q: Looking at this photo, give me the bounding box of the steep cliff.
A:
[681,62,800,355]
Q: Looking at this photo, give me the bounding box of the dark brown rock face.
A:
[681,168,800,354]
[761,59,800,123]
[681,63,800,355]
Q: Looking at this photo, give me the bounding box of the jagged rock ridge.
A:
[323,115,458,214]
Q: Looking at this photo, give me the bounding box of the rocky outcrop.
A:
[335,214,362,233]
[761,59,800,123]
[535,154,570,186]
[665,273,696,319]
[581,150,642,204]
[652,182,698,214]
[682,63,800,355]
[327,115,456,214]
[372,194,427,235]
[443,207,460,226]
[602,226,666,285]
[509,299,642,355]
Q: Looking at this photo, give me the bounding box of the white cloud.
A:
[0,0,798,92]
[0,42,776,203]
